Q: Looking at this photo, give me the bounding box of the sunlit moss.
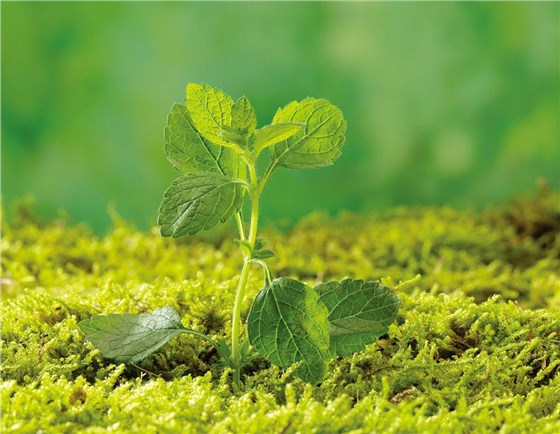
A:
[1,193,559,433]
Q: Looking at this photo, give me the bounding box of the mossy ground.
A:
[2,192,560,433]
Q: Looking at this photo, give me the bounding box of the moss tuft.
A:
[2,193,559,432]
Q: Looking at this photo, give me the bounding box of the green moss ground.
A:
[2,192,560,433]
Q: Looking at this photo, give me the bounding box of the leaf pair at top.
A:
[159,89,247,237]
[158,83,347,238]
[184,84,257,151]
[247,277,400,384]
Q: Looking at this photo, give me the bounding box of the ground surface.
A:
[2,192,560,433]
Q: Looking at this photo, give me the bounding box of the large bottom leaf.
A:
[247,277,331,384]
[315,279,401,357]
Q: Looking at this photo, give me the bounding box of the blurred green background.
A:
[2,2,559,233]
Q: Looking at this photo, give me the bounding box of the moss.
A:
[2,192,559,433]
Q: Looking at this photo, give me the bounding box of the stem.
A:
[230,258,251,386]
[235,212,246,241]
[246,163,260,245]
[230,159,260,387]
[251,259,272,286]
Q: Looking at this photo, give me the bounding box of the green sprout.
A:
[79,83,400,386]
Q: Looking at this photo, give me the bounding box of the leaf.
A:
[254,237,269,251]
[186,83,241,148]
[158,172,244,237]
[315,279,400,357]
[270,98,346,169]
[247,277,331,384]
[164,103,243,178]
[253,123,301,153]
[231,96,257,136]
[79,307,189,364]
[252,249,274,260]
[252,237,274,260]
[234,237,275,260]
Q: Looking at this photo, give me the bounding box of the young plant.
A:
[79,83,400,385]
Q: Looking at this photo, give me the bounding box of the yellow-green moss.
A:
[1,193,559,433]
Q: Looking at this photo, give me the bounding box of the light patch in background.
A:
[434,129,474,176]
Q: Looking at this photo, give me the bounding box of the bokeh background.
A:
[2,2,559,233]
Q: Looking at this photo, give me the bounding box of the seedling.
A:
[79,84,400,385]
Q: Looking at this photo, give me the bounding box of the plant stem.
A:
[247,165,260,246]
[235,212,246,241]
[230,160,260,387]
[230,258,250,386]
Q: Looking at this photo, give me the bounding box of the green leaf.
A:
[254,237,269,251]
[253,123,301,153]
[270,98,346,169]
[79,307,190,364]
[231,96,257,136]
[315,279,400,357]
[158,172,244,237]
[164,103,243,178]
[252,249,275,260]
[186,83,243,148]
[252,237,274,259]
[247,277,331,384]
[234,237,275,260]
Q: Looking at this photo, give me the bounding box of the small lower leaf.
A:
[315,279,400,357]
[254,237,269,251]
[79,306,194,364]
[247,277,331,384]
[253,249,275,260]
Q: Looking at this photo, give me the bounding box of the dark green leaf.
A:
[270,98,346,169]
[254,237,269,251]
[247,277,331,384]
[158,172,244,237]
[252,249,275,260]
[79,307,188,364]
[164,103,243,178]
[252,237,274,259]
[315,279,400,357]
